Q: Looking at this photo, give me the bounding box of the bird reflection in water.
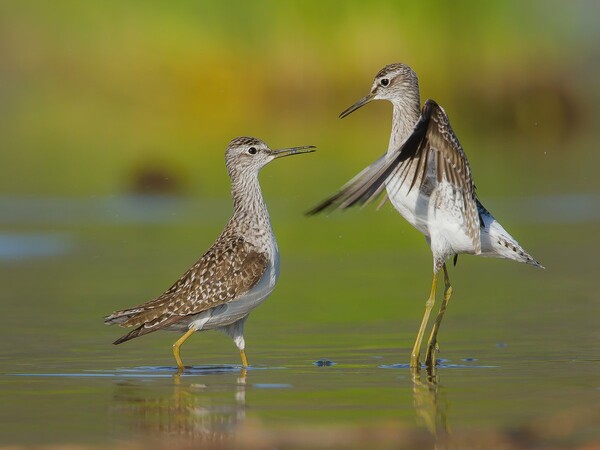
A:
[411,366,450,449]
[109,367,247,444]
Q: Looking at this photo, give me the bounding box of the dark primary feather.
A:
[105,236,268,344]
[307,100,481,252]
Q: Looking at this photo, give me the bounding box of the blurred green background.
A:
[1,0,598,198]
[1,1,599,447]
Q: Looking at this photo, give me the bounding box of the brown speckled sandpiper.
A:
[106,137,314,370]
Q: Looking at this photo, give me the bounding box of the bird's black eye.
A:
[380,78,389,87]
[248,147,257,155]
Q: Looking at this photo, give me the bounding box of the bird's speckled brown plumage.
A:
[107,235,268,344]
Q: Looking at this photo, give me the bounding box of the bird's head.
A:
[225,137,315,179]
[340,63,420,118]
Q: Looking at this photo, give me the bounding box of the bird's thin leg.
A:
[172,328,196,371]
[223,319,248,368]
[425,264,453,367]
[411,272,439,368]
[240,349,249,368]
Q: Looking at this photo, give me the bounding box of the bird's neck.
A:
[229,172,273,240]
[388,98,421,153]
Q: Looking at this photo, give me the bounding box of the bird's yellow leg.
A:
[425,265,453,367]
[240,349,249,368]
[411,272,439,368]
[172,328,196,371]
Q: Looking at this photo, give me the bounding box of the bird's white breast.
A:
[386,172,430,236]
[386,171,476,259]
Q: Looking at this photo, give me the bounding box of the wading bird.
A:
[106,137,315,370]
[309,63,542,367]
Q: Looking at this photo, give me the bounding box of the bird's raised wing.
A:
[307,99,480,251]
[106,236,268,343]
[306,152,391,215]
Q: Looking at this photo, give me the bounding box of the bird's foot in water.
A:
[425,341,440,367]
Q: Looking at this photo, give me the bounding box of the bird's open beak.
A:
[271,145,316,159]
[339,93,375,118]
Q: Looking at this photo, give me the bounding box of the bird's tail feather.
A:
[484,234,544,268]
[477,200,543,268]
[112,326,147,345]
[479,220,543,268]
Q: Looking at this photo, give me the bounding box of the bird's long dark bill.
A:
[271,146,316,159]
[339,93,375,118]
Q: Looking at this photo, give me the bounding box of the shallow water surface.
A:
[0,195,599,448]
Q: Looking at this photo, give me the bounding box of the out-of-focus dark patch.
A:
[127,160,188,196]
[313,359,336,367]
